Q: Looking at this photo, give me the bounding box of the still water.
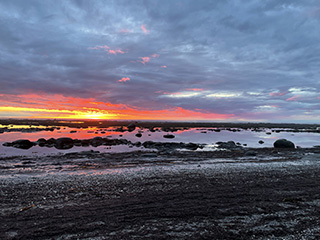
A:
[0,125,319,157]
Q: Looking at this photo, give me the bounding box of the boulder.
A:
[258,140,264,144]
[55,137,74,149]
[11,139,35,149]
[163,134,175,139]
[135,133,142,138]
[36,138,47,147]
[273,139,295,149]
[90,137,104,147]
[127,123,136,132]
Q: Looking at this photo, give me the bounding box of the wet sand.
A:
[1,149,320,239]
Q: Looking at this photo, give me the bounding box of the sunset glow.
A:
[0,1,319,123]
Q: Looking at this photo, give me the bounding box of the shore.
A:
[1,149,320,239]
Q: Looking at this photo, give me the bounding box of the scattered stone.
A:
[127,123,136,132]
[90,137,104,147]
[216,141,242,150]
[36,138,47,147]
[55,138,74,149]
[3,139,35,149]
[163,134,175,139]
[274,139,295,148]
[244,150,257,156]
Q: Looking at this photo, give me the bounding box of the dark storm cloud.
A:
[0,0,319,122]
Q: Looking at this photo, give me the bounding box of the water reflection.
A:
[1,125,320,157]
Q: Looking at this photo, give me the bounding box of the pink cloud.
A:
[139,53,159,65]
[269,91,287,96]
[161,65,167,68]
[120,29,132,33]
[140,57,150,65]
[89,45,125,55]
[141,24,150,34]
[286,95,300,101]
[118,77,130,82]
[108,49,125,55]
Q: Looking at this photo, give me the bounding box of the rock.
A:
[163,134,175,139]
[273,139,295,148]
[127,122,136,132]
[90,137,104,147]
[244,150,257,156]
[216,141,238,149]
[11,139,35,149]
[55,137,74,149]
[46,138,56,146]
[3,140,35,149]
[70,130,77,133]
[258,140,264,144]
[135,133,142,138]
[36,138,47,147]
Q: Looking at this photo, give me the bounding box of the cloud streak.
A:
[0,0,319,122]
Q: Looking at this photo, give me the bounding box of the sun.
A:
[79,111,109,119]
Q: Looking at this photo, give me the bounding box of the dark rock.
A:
[90,137,104,147]
[258,140,264,144]
[135,133,142,138]
[163,134,175,139]
[127,123,136,132]
[55,137,74,149]
[216,141,239,149]
[36,138,47,147]
[11,139,35,149]
[274,139,295,148]
[184,143,199,151]
[81,139,90,146]
[70,130,77,133]
[244,150,257,156]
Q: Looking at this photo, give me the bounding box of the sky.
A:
[0,0,320,122]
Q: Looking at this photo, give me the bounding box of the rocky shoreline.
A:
[1,149,320,239]
[1,120,320,239]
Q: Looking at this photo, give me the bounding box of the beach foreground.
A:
[1,149,320,239]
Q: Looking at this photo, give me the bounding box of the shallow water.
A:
[0,125,319,157]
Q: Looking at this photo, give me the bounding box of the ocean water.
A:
[0,125,319,157]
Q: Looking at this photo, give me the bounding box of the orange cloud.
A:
[0,93,233,121]
[141,24,150,34]
[118,77,130,82]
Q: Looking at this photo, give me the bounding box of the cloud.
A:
[141,24,150,34]
[0,0,319,122]
[139,56,150,65]
[89,45,125,55]
[118,77,130,82]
